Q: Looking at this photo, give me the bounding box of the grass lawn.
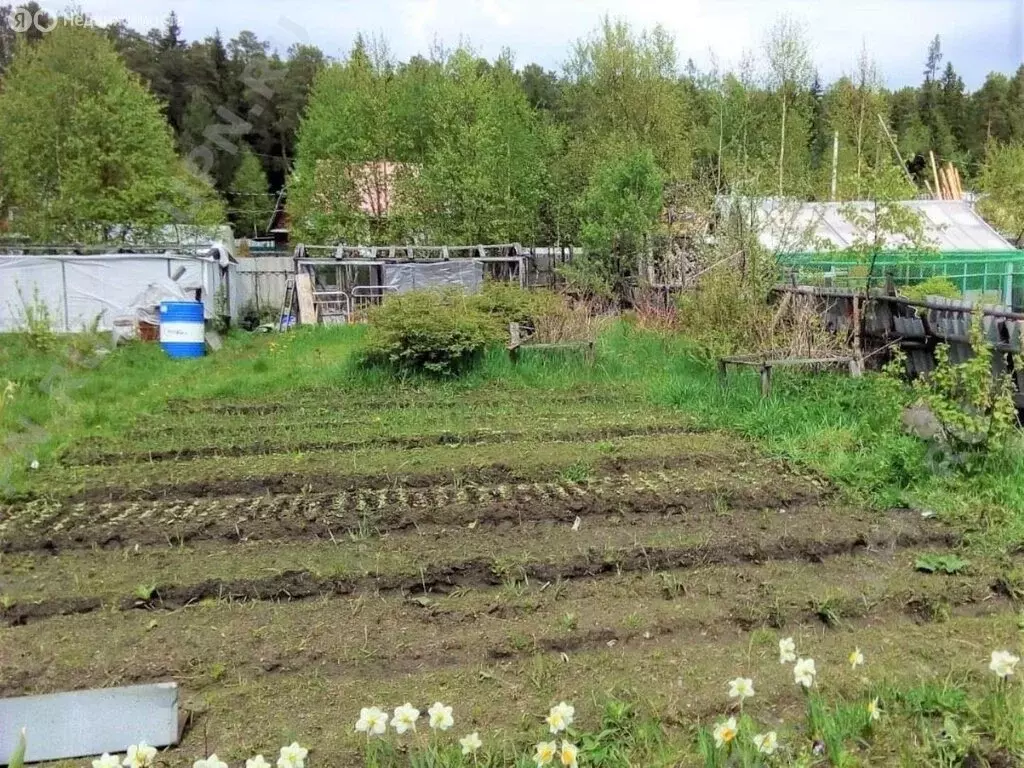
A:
[2,322,1024,766]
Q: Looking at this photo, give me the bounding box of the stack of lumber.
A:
[927,151,964,200]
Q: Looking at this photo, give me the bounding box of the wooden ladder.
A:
[278,278,296,331]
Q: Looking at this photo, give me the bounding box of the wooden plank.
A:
[0,683,179,764]
[295,272,317,325]
[930,151,942,199]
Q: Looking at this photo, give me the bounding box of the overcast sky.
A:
[75,0,1023,88]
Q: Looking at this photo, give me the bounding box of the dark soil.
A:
[62,424,699,466]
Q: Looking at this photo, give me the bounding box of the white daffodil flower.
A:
[779,637,796,664]
[460,732,483,755]
[753,731,778,755]
[794,657,817,688]
[93,755,121,768]
[534,740,557,766]
[428,701,454,731]
[277,742,308,768]
[849,648,865,669]
[559,741,579,768]
[990,650,1020,679]
[246,756,272,768]
[123,742,157,768]
[545,701,575,734]
[713,717,737,748]
[390,703,421,734]
[867,698,881,722]
[355,706,388,735]
[727,677,755,702]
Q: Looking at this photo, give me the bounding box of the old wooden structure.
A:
[773,284,1024,408]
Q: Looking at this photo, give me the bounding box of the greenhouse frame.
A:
[745,199,1023,306]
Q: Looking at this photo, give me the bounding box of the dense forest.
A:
[2,3,1024,249]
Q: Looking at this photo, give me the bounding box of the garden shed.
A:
[747,199,1023,305]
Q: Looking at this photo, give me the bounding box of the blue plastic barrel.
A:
[159,301,206,358]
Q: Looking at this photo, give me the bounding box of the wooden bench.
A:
[718,355,859,398]
[508,322,595,363]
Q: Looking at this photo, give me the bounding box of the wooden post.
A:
[508,322,521,363]
[718,359,728,387]
[930,151,942,199]
[759,364,772,399]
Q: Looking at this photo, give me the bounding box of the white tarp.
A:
[382,260,484,293]
[0,253,237,333]
[718,197,1017,254]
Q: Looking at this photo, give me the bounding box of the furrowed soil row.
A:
[0,552,1006,699]
[163,390,651,416]
[62,424,697,466]
[19,446,776,505]
[0,469,826,551]
[0,524,959,625]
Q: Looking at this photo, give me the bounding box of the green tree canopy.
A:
[977,141,1024,245]
[563,146,664,298]
[230,146,272,237]
[0,23,224,242]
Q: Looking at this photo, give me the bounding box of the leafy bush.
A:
[467,281,563,329]
[899,277,962,302]
[362,290,503,376]
[908,317,1017,469]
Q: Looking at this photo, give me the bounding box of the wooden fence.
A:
[775,284,1024,407]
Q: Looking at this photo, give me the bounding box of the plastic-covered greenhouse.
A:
[746,199,1024,306]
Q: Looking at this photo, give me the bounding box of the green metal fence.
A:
[779,250,1024,305]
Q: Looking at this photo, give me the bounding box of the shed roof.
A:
[739,199,1016,254]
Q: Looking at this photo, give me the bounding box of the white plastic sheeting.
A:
[382,260,484,293]
[0,252,238,332]
[720,198,1016,254]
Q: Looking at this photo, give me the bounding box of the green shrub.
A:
[467,281,563,329]
[899,277,962,302]
[362,289,503,376]
[909,317,1017,469]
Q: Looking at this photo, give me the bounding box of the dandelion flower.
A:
[246,757,271,768]
[989,650,1020,679]
[460,732,483,755]
[559,741,579,768]
[727,677,755,702]
[713,717,738,748]
[194,756,228,768]
[123,743,157,768]
[93,755,121,768]
[545,702,575,734]
[867,698,881,722]
[794,657,817,688]
[390,703,421,734]
[534,740,557,766]
[355,706,388,735]
[428,701,455,731]
[849,648,865,669]
[779,637,796,664]
[277,742,308,768]
[753,731,778,755]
